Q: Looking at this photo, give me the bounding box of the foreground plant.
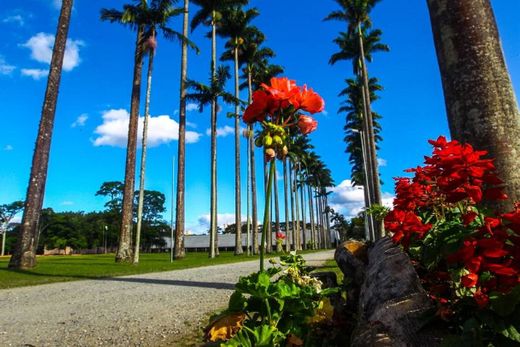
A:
[384,136,520,345]
[205,252,338,346]
[242,76,324,271]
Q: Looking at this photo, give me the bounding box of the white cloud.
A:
[186,121,198,129]
[21,68,48,80]
[60,201,74,206]
[71,113,88,127]
[186,103,199,112]
[3,145,13,151]
[93,109,202,147]
[2,15,24,26]
[377,158,388,167]
[0,56,16,75]
[22,32,84,72]
[206,125,235,137]
[329,179,394,218]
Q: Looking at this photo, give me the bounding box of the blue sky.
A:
[0,0,518,234]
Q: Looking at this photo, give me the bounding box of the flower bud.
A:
[273,135,283,145]
[265,148,276,161]
[255,137,263,147]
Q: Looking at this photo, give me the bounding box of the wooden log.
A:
[350,237,441,347]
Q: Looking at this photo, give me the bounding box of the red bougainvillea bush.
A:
[384,136,520,345]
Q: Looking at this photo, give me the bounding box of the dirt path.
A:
[0,250,334,347]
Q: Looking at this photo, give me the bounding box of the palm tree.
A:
[218,6,259,255]
[191,0,248,258]
[8,0,73,270]
[340,76,382,240]
[133,0,198,264]
[282,157,291,251]
[325,0,387,239]
[427,0,520,210]
[100,0,148,263]
[174,0,190,259]
[185,65,241,257]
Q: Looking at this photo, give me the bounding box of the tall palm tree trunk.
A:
[283,158,291,252]
[289,161,296,251]
[174,0,190,259]
[233,44,242,255]
[316,188,323,248]
[308,184,316,249]
[134,45,155,264]
[274,164,282,252]
[427,0,520,210]
[248,69,258,254]
[324,194,332,247]
[293,162,301,251]
[9,0,73,269]
[357,25,383,239]
[299,180,306,250]
[1,230,6,257]
[116,25,145,263]
[246,129,251,255]
[264,160,272,253]
[209,12,217,258]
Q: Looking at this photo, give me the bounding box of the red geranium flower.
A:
[473,290,489,309]
[297,115,318,135]
[275,232,286,240]
[461,273,479,288]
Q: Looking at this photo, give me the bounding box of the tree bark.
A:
[174,0,190,259]
[283,158,291,252]
[274,163,282,252]
[299,177,307,250]
[209,13,217,258]
[293,162,302,251]
[289,161,296,251]
[248,69,259,255]
[134,42,155,265]
[233,44,243,255]
[116,25,144,263]
[358,25,384,239]
[9,0,73,269]
[427,0,520,210]
[308,185,316,249]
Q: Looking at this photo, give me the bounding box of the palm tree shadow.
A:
[1,268,235,291]
[101,276,236,290]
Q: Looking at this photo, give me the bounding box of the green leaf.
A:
[228,291,246,312]
[500,324,520,342]
[490,285,520,317]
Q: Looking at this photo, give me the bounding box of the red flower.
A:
[292,85,325,114]
[297,115,318,135]
[473,290,489,309]
[462,211,479,226]
[461,273,479,288]
[261,77,299,103]
[243,90,270,124]
[385,209,432,249]
[275,232,286,240]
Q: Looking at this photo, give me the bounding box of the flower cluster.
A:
[447,205,520,306]
[243,77,324,161]
[384,136,520,314]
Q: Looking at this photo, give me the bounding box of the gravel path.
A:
[0,250,334,347]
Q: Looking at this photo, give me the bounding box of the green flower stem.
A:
[260,158,275,272]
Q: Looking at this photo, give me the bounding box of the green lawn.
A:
[313,258,344,284]
[0,250,320,289]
